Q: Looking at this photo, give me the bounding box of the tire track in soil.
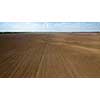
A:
[22,43,45,77]
[10,49,33,77]
[58,46,84,77]
[56,45,87,78]
[9,43,45,77]
[49,44,81,78]
[50,45,74,78]
[8,48,32,77]
[35,43,48,78]
[58,43,100,77]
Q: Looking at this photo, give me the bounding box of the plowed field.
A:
[0,33,100,78]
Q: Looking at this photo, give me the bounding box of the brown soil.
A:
[0,33,100,78]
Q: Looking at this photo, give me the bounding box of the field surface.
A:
[0,33,100,78]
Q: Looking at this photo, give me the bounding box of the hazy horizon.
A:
[0,22,100,32]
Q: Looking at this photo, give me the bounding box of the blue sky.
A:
[0,22,100,32]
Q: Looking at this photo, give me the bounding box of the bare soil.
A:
[0,33,100,78]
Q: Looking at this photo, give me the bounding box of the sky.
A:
[0,22,100,32]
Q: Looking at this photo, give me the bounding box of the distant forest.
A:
[0,32,100,34]
[0,32,28,34]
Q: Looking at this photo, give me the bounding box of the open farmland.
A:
[0,33,100,78]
